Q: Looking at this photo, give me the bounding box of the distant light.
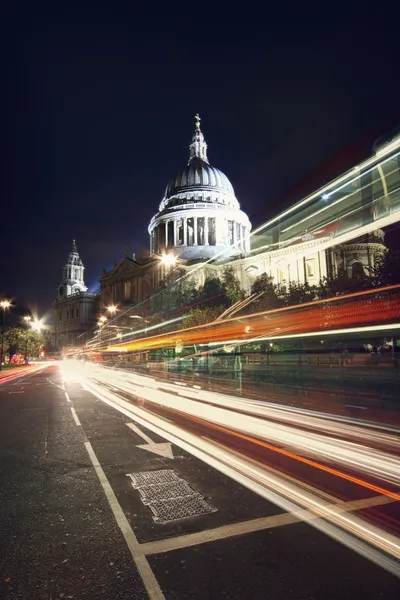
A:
[160,254,177,267]
[99,316,108,323]
[31,319,44,332]
[322,194,331,200]
[0,300,11,309]
[23,315,32,322]
[106,305,118,314]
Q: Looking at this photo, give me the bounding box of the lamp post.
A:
[23,315,32,364]
[0,300,11,371]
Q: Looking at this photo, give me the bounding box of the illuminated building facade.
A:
[94,121,397,332]
[54,241,99,349]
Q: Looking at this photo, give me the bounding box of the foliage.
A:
[182,306,226,328]
[221,266,245,304]
[249,273,284,311]
[368,249,400,287]
[284,282,317,305]
[3,327,43,359]
[197,276,229,309]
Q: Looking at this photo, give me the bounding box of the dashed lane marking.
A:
[84,441,165,600]
[70,406,81,426]
[140,494,396,556]
[65,391,71,403]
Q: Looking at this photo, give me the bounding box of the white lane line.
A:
[8,391,24,394]
[140,494,395,556]
[70,406,81,426]
[126,421,153,444]
[84,441,165,600]
[65,391,71,403]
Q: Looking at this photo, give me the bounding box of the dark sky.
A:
[2,3,400,315]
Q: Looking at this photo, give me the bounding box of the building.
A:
[54,241,99,349]
[98,116,389,317]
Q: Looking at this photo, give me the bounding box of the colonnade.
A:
[150,215,249,255]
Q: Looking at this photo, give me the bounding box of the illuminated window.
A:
[306,260,315,278]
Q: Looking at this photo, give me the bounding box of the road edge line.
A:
[84,440,165,600]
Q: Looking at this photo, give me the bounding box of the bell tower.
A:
[57,239,88,299]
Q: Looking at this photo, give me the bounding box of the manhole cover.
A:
[149,494,216,523]
[127,469,179,488]
[127,469,216,523]
[138,480,195,505]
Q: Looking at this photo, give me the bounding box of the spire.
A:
[188,113,209,164]
[72,239,78,253]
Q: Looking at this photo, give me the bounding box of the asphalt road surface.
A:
[0,364,399,599]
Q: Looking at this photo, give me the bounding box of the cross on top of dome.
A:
[189,113,208,165]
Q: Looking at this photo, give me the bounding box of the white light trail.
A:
[63,361,400,576]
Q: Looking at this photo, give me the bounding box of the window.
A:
[306,259,315,278]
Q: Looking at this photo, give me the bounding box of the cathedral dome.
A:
[165,157,235,199]
[148,115,251,261]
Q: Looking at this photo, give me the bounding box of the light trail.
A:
[99,285,400,354]
[62,362,400,575]
[181,412,400,501]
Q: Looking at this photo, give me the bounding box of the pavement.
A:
[0,365,399,599]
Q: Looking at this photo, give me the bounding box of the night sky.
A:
[2,3,400,316]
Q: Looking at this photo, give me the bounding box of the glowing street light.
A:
[31,319,44,332]
[106,305,118,315]
[0,299,12,371]
[160,254,177,267]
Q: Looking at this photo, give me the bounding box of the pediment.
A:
[109,257,141,277]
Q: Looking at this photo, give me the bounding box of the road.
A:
[0,363,399,599]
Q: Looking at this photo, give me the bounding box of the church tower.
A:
[57,240,88,299]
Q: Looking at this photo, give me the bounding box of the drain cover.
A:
[127,469,216,523]
[138,480,195,505]
[127,469,179,488]
[149,494,215,523]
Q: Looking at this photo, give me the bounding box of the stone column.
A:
[233,221,237,247]
[173,219,177,246]
[183,217,187,245]
[204,216,209,245]
[165,220,168,249]
[193,216,198,245]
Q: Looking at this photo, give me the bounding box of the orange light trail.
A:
[178,409,400,501]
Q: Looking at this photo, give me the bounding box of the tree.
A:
[221,266,245,305]
[182,306,226,328]
[284,282,317,306]
[369,249,400,287]
[5,327,43,360]
[198,276,228,308]
[250,273,284,311]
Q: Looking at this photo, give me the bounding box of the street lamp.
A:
[23,316,32,364]
[106,305,118,315]
[0,300,11,371]
[160,254,177,267]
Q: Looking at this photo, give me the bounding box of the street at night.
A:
[2,4,400,598]
[1,364,398,599]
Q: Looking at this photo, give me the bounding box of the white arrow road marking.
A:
[126,422,174,459]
